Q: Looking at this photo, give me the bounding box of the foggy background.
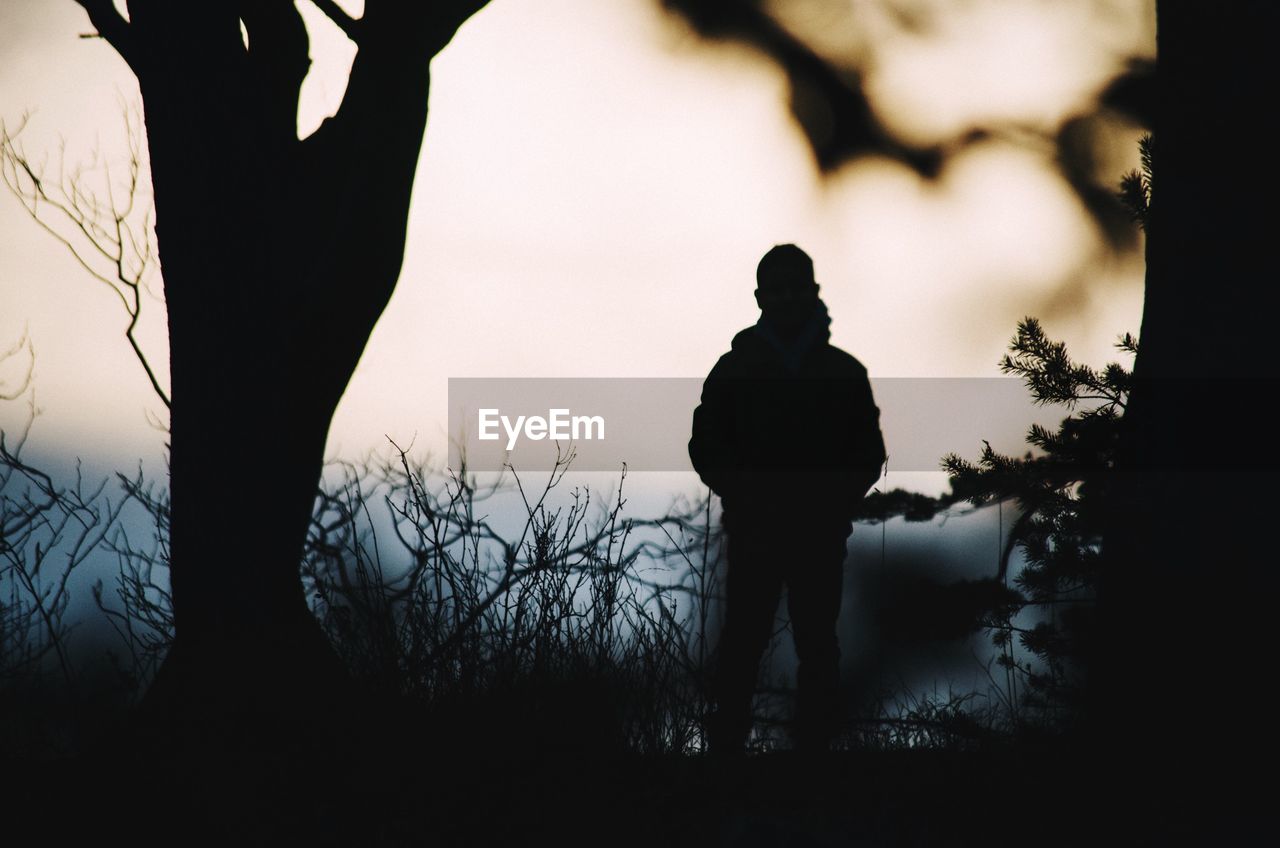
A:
[0,0,1152,708]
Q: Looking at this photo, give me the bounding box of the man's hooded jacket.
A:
[689,299,887,529]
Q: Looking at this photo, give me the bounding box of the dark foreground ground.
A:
[4,723,1257,847]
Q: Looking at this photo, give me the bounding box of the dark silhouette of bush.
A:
[943,317,1135,734]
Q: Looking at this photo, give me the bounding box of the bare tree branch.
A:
[0,328,35,402]
[0,108,171,410]
[239,0,312,144]
[72,0,139,70]
[310,0,362,43]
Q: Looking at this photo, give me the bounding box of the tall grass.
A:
[4,425,1025,757]
[301,442,722,755]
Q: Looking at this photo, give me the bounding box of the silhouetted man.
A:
[689,244,886,754]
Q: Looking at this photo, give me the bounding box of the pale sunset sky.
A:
[1,0,1153,495]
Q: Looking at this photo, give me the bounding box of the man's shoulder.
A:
[706,327,762,373]
[730,326,757,348]
[707,333,870,378]
[727,326,765,361]
[819,343,869,377]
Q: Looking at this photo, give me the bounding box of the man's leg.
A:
[785,527,850,751]
[709,527,784,753]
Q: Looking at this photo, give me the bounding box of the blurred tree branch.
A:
[660,0,1153,249]
[0,106,170,412]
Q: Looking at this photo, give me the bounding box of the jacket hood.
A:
[731,297,832,374]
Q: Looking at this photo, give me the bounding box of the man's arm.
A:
[689,357,739,501]
[844,368,887,506]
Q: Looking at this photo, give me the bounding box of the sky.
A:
[1,0,1153,495]
[0,0,1157,704]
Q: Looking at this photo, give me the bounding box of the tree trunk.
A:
[1094,0,1279,828]
[98,1,474,731]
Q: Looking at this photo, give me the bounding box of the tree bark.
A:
[68,0,489,728]
[1094,0,1279,827]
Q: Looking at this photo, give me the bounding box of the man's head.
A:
[755,244,820,336]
